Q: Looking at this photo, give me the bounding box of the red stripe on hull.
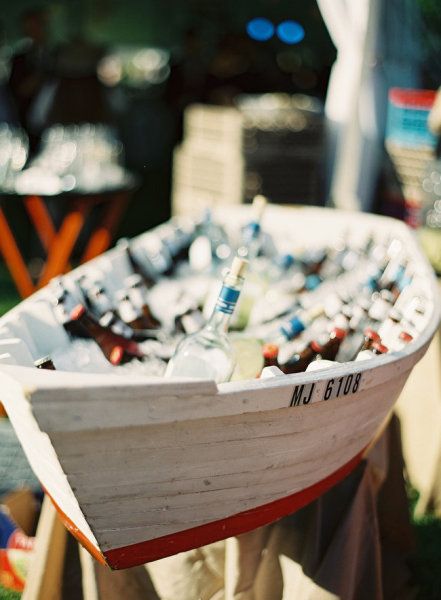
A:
[104,450,365,569]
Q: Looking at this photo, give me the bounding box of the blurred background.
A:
[0,0,438,235]
[1,0,440,275]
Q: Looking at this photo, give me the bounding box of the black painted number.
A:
[323,373,362,401]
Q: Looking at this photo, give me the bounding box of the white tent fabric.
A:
[317,0,422,211]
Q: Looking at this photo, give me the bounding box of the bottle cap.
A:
[70,304,86,320]
[117,237,130,250]
[388,308,402,322]
[331,327,347,340]
[252,195,267,221]
[363,327,380,342]
[277,253,295,270]
[305,274,322,291]
[380,290,395,303]
[115,289,131,302]
[124,274,143,289]
[372,341,388,354]
[310,340,324,353]
[99,312,115,328]
[230,256,248,278]
[399,331,413,343]
[358,296,371,312]
[262,344,279,360]
[110,346,124,365]
[333,314,349,331]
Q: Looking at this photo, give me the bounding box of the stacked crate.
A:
[384,88,438,227]
[172,95,324,216]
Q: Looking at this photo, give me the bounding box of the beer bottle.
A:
[356,340,388,361]
[319,327,347,361]
[70,305,143,365]
[281,339,324,374]
[117,238,158,288]
[124,274,161,329]
[262,344,279,369]
[238,195,267,261]
[34,356,56,370]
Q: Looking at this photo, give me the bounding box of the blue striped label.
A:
[280,316,305,340]
[215,285,240,314]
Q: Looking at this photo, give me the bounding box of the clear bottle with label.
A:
[189,209,232,273]
[268,304,325,347]
[165,258,247,383]
[237,195,267,261]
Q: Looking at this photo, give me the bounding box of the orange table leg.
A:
[37,204,90,288]
[24,195,73,272]
[80,192,130,263]
[23,195,57,252]
[0,207,35,298]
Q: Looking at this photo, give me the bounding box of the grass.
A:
[413,511,441,599]
[0,266,20,317]
[0,587,21,600]
[406,486,441,599]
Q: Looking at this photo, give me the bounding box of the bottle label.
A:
[215,285,240,314]
[243,222,261,242]
[280,316,305,340]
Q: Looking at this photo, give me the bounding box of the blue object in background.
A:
[246,18,275,42]
[276,20,305,45]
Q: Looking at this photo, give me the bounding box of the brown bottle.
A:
[262,344,279,368]
[117,291,151,331]
[371,342,389,355]
[319,327,347,361]
[125,274,161,329]
[34,356,56,370]
[355,339,388,361]
[350,327,380,360]
[70,305,144,365]
[282,340,324,374]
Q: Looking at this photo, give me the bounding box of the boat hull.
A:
[0,205,439,568]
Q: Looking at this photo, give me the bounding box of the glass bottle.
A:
[262,344,280,369]
[269,304,325,346]
[281,339,324,374]
[355,340,388,361]
[70,304,143,365]
[34,356,56,370]
[124,274,161,329]
[117,237,158,288]
[319,327,347,361]
[165,257,248,383]
[238,195,267,261]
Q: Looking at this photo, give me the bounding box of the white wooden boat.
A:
[0,205,439,569]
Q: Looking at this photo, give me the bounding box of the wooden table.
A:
[0,188,134,298]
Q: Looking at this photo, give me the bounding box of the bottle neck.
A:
[207,277,243,333]
[206,308,232,333]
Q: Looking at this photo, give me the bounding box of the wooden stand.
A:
[0,191,131,298]
[22,496,159,600]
